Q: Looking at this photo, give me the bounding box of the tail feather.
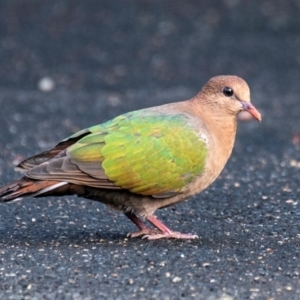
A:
[0,177,67,202]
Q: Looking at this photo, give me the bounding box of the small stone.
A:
[107,95,121,107]
[286,199,297,205]
[38,77,55,92]
[290,160,300,168]
[172,276,182,283]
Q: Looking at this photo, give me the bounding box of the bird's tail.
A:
[0,177,67,202]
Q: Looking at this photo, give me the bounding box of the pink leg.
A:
[125,212,198,240]
[145,215,199,240]
[125,212,160,238]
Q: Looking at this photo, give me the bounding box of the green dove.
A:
[0,76,261,239]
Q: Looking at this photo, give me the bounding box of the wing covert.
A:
[68,113,208,197]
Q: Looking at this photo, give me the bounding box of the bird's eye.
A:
[222,87,234,97]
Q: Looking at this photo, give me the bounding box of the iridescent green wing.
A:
[68,112,208,197]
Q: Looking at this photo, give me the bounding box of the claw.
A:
[143,232,199,240]
[125,212,199,240]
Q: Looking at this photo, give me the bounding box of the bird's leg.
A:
[125,212,198,240]
[144,215,199,240]
[125,212,160,238]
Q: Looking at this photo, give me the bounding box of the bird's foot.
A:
[142,231,199,240]
[125,212,199,240]
[128,228,161,238]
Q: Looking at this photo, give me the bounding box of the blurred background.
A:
[0,0,299,163]
[0,0,299,93]
[0,1,300,299]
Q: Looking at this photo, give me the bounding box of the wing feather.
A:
[25,112,208,198]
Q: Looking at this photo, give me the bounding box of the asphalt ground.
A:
[0,1,300,299]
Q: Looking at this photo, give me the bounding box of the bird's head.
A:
[200,75,261,122]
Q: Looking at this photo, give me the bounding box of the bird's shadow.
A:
[0,216,211,248]
[0,219,280,250]
[0,225,127,247]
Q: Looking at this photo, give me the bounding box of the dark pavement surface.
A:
[0,1,300,299]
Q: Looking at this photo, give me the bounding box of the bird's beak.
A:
[241,101,262,122]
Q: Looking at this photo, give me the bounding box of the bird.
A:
[0,75,261,240]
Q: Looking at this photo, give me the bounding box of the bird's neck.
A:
[190,97,238,162]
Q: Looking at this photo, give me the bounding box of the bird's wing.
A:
[27,112,208,197]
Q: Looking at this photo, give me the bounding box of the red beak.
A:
[241,102,262,122]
